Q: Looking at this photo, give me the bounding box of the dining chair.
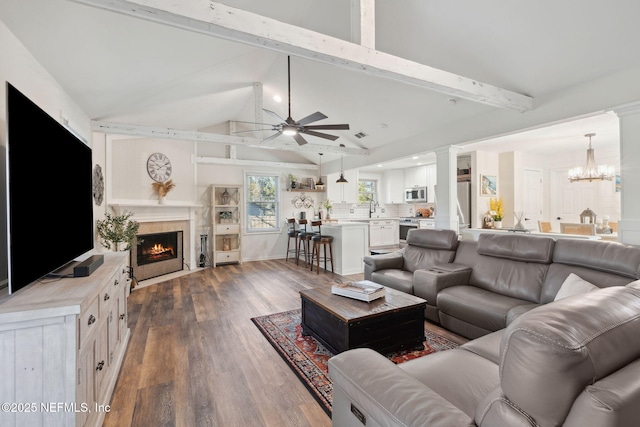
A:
[560,223,596,235]
[538,221,552,233]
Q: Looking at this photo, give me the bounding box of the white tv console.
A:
[0,252,130,427]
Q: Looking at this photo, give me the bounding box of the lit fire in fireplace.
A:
[148,243,174,256]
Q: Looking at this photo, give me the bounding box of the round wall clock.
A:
[93,164,104,206]
[147,152,172,182]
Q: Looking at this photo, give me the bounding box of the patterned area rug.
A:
[251,308,459,415]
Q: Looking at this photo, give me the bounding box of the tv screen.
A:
[6,82,94,294]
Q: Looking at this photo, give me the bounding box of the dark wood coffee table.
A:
[299,285,426,355]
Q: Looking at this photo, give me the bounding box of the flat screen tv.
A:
[5,82,94,294]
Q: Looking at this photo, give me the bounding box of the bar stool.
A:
[310,220,334,274]
[296,219,316,267]
[285,218,299,263]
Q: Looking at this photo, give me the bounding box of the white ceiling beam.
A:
[71,0,533,112]
[351,0,375,49]
[91,120,369,156]
[196,156,318,171]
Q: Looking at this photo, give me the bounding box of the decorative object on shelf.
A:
[513,211,527,230]
[480,174,497,196]
[489,197,504,228]
[222,237,232,251]
[219,211,234,223]
[146,152,172,182]
[96,210,139,251]
[292,193,315,209]
[220,188,230,205]
[152,179,176,204]
[568,133,615,183]
[92,164,104,206]
[316,153,325,190]
[336,145,348,183]
[482,213,495,229]
[289,173,298,189]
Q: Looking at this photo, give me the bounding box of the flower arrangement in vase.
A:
[489,197,504,228]
[152,179,176,204]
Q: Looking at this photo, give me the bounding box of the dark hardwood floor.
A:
[104,259,466,427]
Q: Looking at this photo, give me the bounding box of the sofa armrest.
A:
[329,348,473,427]
[363,252,404,279]
[413,264,472,303]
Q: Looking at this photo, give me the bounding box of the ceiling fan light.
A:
[282,126,297,136]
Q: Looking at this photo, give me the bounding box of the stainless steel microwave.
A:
[405,187,427,203]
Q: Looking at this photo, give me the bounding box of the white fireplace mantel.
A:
[108,199,203,274]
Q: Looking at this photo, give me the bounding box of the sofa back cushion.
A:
[467,234,555,303]
[539,239,640,303]
[498,286,640,426]
[403,229,458,272]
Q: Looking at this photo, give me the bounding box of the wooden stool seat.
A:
[285,218,299,263]
[309,221,334,274]
[296,219,317,266]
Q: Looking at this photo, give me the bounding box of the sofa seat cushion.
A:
[398,347,500,418]
[438,286,531,332]
[460,329,504,364]
[370,269,414,294]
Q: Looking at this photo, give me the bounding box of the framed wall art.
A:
[480,174,497,196]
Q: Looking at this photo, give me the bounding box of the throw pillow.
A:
[554,273,599,301]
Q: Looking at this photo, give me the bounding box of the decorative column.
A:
[433,145,462,232]
[613,102,640,245]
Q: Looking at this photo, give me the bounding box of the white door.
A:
[550,168,596,230]
[522,169,543,229]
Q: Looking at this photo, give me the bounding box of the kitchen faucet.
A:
[369,197,379,218]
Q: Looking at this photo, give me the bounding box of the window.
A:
[358,179,377,204]
[246,173,280,233]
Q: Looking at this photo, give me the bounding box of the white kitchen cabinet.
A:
[370,220,399,247]
[404,166,427,188]
[426,164,437,203]
[327,170,359,203]
[381,169,405,203]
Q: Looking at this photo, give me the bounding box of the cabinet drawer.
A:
[216,251,240,263]
[216,224,240,234]
[79,296,99,349]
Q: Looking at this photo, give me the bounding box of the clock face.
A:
[147,152,172,182]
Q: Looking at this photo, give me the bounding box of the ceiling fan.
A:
[239,56,350,146]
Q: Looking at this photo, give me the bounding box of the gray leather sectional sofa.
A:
[364,229,640,339]
[329,281,640,427]
[330,229,640,426]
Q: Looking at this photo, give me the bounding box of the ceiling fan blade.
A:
[261,131,282,143]
[296,111,328,126]
[303,124,350,130]
[263,109,287,124]
[301,130,340,141]
[293,133,308,146]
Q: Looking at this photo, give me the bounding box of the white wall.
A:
[0,20,92,286]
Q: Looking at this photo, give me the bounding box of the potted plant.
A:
[288,173,298,189]
[321,199,333,219]
[489,197,504,229]
[96,211,140,251]
[220,211,234,224]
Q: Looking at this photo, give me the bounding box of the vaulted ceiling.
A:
[1,0,638,170]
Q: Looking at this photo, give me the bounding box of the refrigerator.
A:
[457,182,472,229]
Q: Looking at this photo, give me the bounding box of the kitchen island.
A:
[320,222,369,275]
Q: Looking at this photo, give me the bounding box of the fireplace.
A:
[131,230,184,281]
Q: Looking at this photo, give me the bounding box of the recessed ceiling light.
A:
[412,156,418,160]
[273,95,282,103]
[377,164,382,167]
[417,162,422,165]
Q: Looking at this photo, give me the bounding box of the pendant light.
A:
[336,144,348,184]
[316,153,325,188]
[568,133,615,183]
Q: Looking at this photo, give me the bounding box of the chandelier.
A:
[568,133,615,183]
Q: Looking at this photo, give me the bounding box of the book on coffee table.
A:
[331,280,385,302]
